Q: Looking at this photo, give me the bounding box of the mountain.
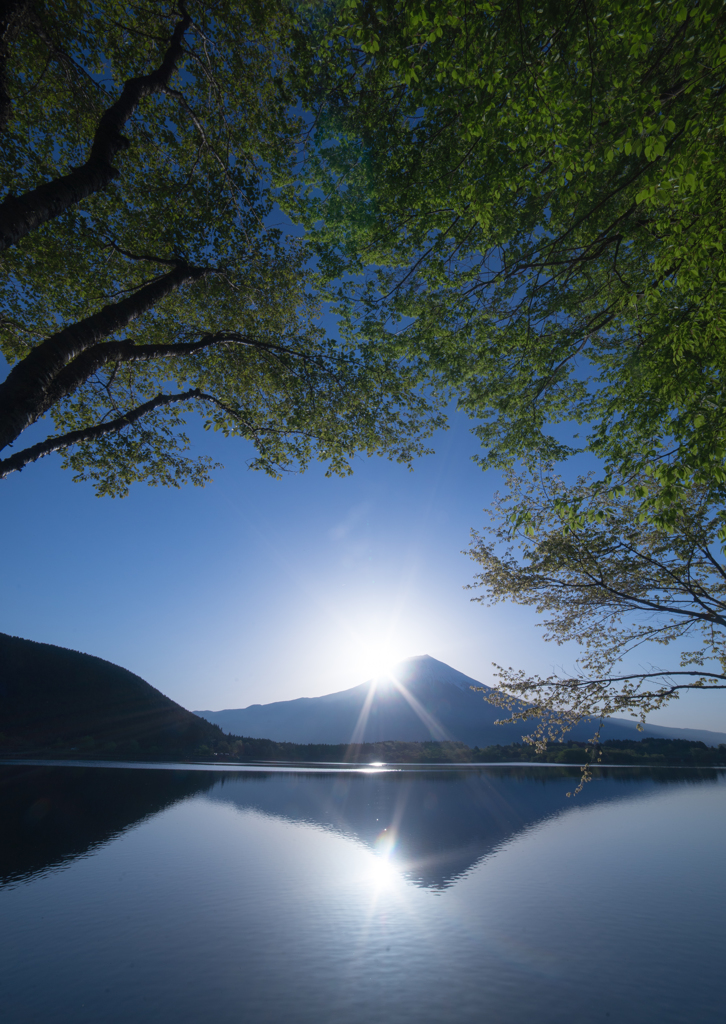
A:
[195,654,726,747]
[0,632,227,756]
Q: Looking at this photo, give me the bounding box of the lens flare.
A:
[374,828,396,857]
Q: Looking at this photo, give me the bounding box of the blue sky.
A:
[2,394,725,733]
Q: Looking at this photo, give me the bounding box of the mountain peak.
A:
[195,655,726,749]
[377,655,489,695]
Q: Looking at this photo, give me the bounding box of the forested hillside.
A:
[0,633,228,757]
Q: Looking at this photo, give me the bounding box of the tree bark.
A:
[0,388,208,478]
[0,261,207,451]
[43,331,284,413]
[0,7,190,249]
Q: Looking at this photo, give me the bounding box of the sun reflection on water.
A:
[367,855,398,891]
[365,827,399,890]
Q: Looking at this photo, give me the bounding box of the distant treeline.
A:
[5,725,726,769]
[196,735,726,768]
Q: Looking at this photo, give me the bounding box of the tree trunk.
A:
[0,261,206,451]
[0,8,190,249]
[0,388,208,478]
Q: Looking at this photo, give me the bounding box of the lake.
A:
[1,761,724,1024]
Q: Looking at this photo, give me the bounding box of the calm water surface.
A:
[1,762,724,1024]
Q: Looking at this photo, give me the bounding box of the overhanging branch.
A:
[0,260,207,452]
[0,387,210,477]
[0,5,191,249]
[47,330,299,408]
[561,670,726,688]
[487,670,726,691]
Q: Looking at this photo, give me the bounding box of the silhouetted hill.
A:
[0,633,228,757]
[196,654,726,747]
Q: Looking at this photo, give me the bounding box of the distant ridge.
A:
[0,632,226,756]
[196,654,726,748]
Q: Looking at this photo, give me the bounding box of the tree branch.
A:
[554,671,726,687]
[530,554,726,628]
[0,4,191,248]
[0,260,207,451]
[47,331,298,409]
[0,387,207,477]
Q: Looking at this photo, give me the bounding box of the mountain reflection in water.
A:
[1,762,724,1024]
[1,763,720,890]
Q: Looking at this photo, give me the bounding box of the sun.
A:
[353,637,403,681]
[324,606,424,684]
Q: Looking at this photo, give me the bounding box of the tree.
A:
[467,470,726,752]
[289,0,726,516]
[0,0,443,496]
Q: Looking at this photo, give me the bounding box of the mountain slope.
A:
[196,655,726,747]
[0,632,226,756]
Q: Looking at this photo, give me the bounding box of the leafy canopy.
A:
[289,0,726,515]
[0,0,444,495]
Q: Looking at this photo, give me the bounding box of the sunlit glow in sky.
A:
[351,637,405,682]
[322,607,427,686]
